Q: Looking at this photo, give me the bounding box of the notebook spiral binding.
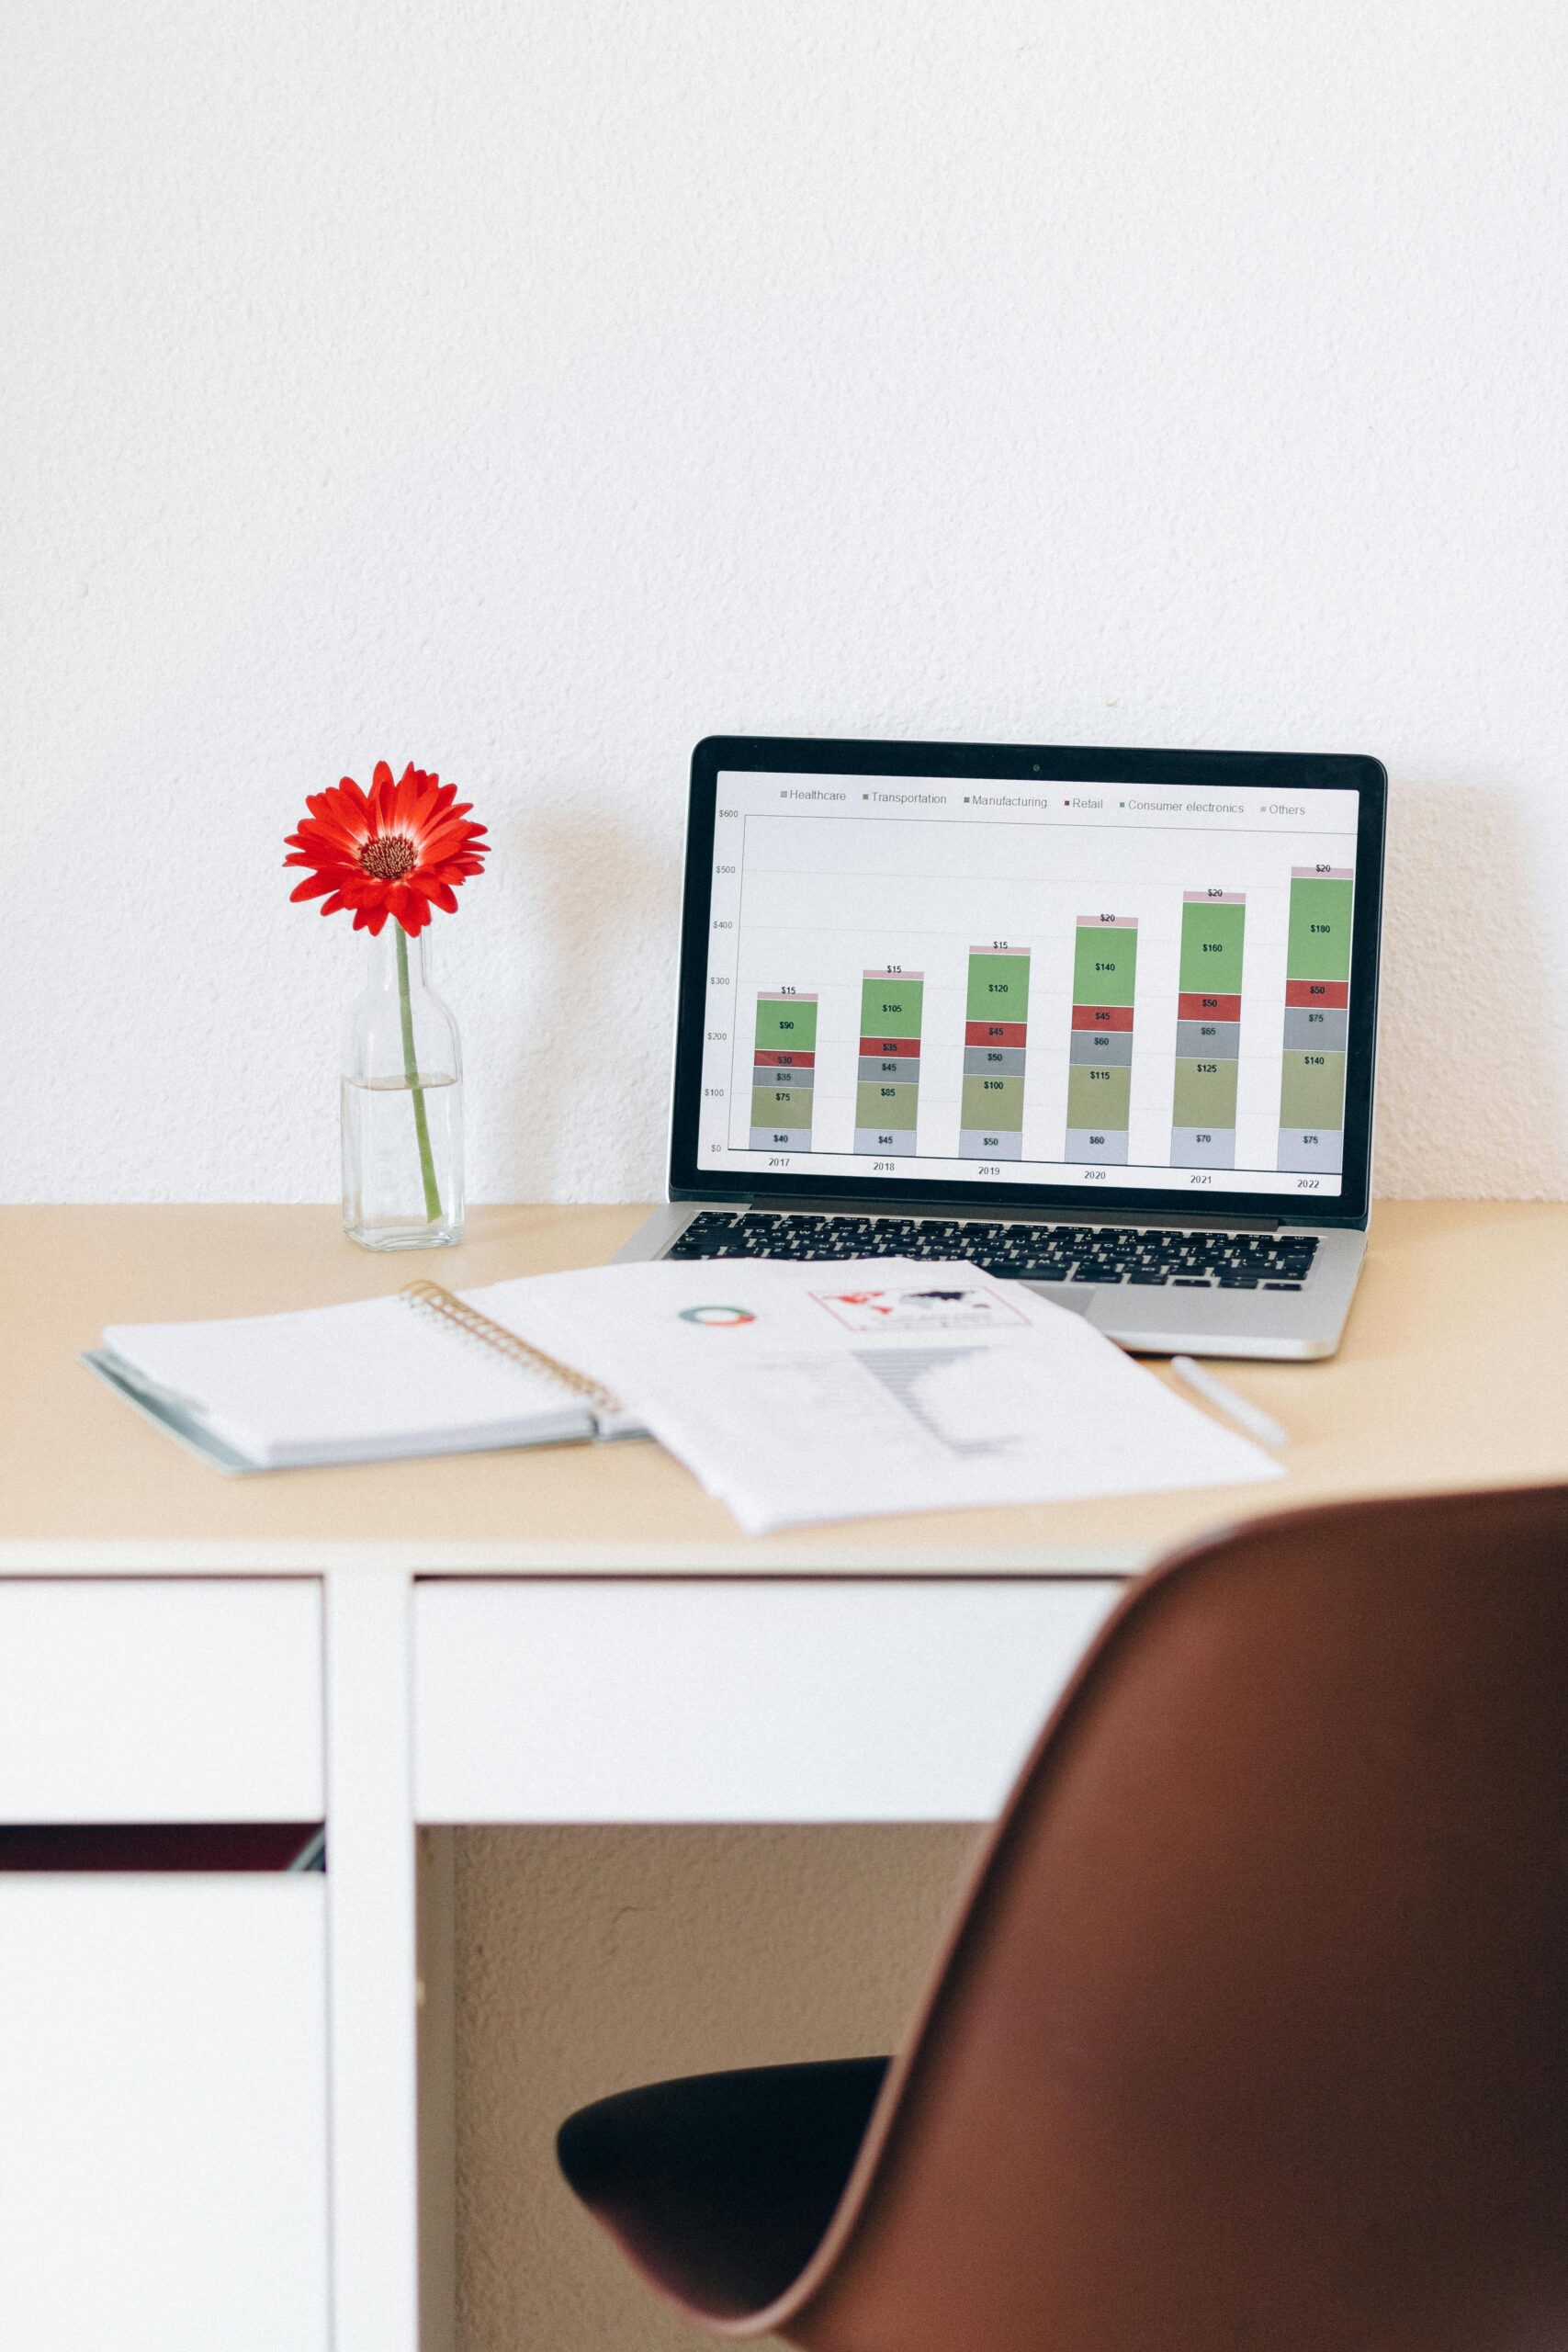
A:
[400,1281,622,1417]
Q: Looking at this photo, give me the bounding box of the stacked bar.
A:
[854,970,924,1154]
[1171,892,1246,1168]
[1279,866,1353,1171]
[1066,917,1138,1163]
[749,990,818,1150]
[960,947,1031,1159]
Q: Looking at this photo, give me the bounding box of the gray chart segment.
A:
[1065,1128,1130,1163]
[1277,1127,1344,1172]
[1171,1126,1236,1169]
[755,1066,816,1090]
[1069,1032,1134,1069]
[750,1126,815,1151]
[1282,1008,1349,1050]
[1175,1020,1241,1057]
[854,1347,1007,1458]
[958,1132,1023,1159]
[963,1046,1028,1077]
[859,1056,921,1082]
[854,1128,918,1154]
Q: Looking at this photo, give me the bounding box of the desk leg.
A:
[325,1568,420,2352]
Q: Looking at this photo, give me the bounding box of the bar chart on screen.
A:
[706,775,1359,1197]
[855,970,924,1154]
[1171,893,1247,1170]
[749,991,818,1150]
[1279,866,1354,1173]
[1066,917,1137,1165]
[960,948,1031,1159]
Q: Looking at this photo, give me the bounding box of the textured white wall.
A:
[8,0,1567,1204]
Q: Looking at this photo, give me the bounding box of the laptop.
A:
[620,737,1387,1360]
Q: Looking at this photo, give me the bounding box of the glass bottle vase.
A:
[341,924,465,1249]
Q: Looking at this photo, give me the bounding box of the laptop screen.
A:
[684,754,1379,1213]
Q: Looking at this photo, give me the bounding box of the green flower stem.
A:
[395,923,443,1224]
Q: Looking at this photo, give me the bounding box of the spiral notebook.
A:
[85,1280,642,1473]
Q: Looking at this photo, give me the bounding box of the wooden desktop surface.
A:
[2,1202,1563,1570]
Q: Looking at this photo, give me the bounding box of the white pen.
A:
[1168,1354,1290,1449]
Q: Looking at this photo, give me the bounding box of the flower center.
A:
[359,832,418,882]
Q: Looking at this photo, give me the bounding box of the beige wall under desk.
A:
[451,1821,979,2352]
[4,1200,1566,1568]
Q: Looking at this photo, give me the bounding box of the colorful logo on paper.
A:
[812,1285,1030,1333]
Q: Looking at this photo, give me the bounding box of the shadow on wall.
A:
[502,807,682,1201]
[1374,780,1565,1197]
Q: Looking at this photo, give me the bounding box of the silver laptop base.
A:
[616,1202,1364,1363]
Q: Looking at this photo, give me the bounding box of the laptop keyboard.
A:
[665,1212,1318,1289]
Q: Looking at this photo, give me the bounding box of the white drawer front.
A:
[0,1876,328,2352]
[0,1580,323,1821]
[414,1578,1122,1824]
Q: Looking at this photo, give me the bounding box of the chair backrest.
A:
[768,1485,1568,2352]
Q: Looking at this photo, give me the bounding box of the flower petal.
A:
[370,765,398,828]
[390,764,419,834]
[288,760,485,925]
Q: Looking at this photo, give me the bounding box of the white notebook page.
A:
[99,1293,589,1466]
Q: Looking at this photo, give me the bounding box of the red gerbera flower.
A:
[284,761,488,935]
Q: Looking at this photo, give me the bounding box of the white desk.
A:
[2,1201,1564,2350]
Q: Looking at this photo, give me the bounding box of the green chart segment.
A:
[960,948,1031,1160]
[1171,894,1246,1170]
[1066,918,1137,1164]
[854,970,925,1154]
[1279,867,1353,1172]
[750,990,818,1149]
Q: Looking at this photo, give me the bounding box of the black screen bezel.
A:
[670,736,1386,1227]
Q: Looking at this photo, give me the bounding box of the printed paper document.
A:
[468,1257,1282,1533]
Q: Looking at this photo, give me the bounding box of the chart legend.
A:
[750,990,818,1150]
[854,970,924,1153]
[1066,917,1137,1163]
[1171,892,1246,1169]
[959,947,1031,1159]
[1279,868,1353,1171]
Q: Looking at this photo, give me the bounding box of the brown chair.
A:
[558,1485,1568,2350]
